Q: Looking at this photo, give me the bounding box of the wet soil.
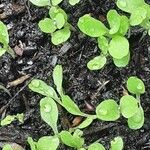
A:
[0,0,150,150]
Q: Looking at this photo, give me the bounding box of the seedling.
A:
[78,10,130,70]
[117,0,150,35]
[0,21,14,57]
[1,113,24,126]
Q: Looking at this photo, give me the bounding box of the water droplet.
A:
[99,109,107,115]
[118,0,127,7]
[44,104,51,112]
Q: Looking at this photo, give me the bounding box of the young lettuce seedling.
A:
[119,76,145,129]
[117,0,150,35]
[78,10,130,70]
[0,21,15,57]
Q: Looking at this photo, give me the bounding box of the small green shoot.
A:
[78,10,130,70]
[117,0,150,33]
[110,136,124,150]
[60,130,84,149]
[96,99,120,121]
[88,143,105,150]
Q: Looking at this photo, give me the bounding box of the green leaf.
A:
[37,136,59,150]
[27,137,37,150]
[118,16,129,36]
[120,95,139,118]
[98,36,108,55]
[0,48,7,57]
[78,14,108,37]
[49,7,68,21]
[127,106,144,129]
[40,97,58,134]
[88,143,105,150]
[61,95,86,116]
[113,52,130,67]
[29,79,58,99]
[127,76,145,95]
[29,0,50,6]
[69,0,80,5]
[116,0,145,13]
[110,137,124,150]
[2,144,12,150]
[54,13,65,29]
[38,18,56,33]
[87,55,107,70]
[107,10,121,35]
[130,7,147,26]
[51,0,63,6]
[60,131,84,149]
[0,21,9,44]
[53,65,63,96]
[108,36,129,59]
[16,113,24,123]
[51,27,71,45]
[1,115,15,126]
[75,115,96,129]
[96,99,120,121]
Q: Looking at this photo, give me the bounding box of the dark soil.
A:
[0,0,150,150]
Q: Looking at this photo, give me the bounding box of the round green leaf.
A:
[29,0,50,6]
[111,137,124,150]
[108,36,129,59]
[88,143,105,150]
[96,99,120,121]
[107,10,121,35]
[113,52,130,67]
[130,7,147,26]
[127,76,145,94]
[87,55,107,70]
[69,0,80,5]
[37,136,59,150]
[38,18,56,33]
[52,0,63,6]
[78,14,108,37]
[118,16,129,36]
[98,36,108,55]
[127,106,144,129]
[120,95,139,118]
[51,27,71,45]
[40,97,58,134]
[54,13,65,29]
[116,0,145,13]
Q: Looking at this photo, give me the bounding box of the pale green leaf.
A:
[130,7,147,26]
[38,18,56,33]
[96,99,120,121]
[108,36,129,59]
[98,36,108,55]
[110,137,124,150]
[27,137,36,150]
[1,115,15,126]
[52,0,63,6]
[53,65,63,96]
[120,95,139,118]
[61,95,86,116]
[55,13,65,29]
[29,0,50,6]
[127,76,145,95]
[51,27,71,45]
[113,52,130,67]
[29,79,58,99]
[37,136,59,150]
[2,144,12,150]
[78,14,108,37]
[87,55,107,70]
[69,0,80,5]
[88,143,105,150]
[127,106,144,129]
[0,21,9,44]
[40,97,58,134]
[107,10,121,34]
[60,131,84,149]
